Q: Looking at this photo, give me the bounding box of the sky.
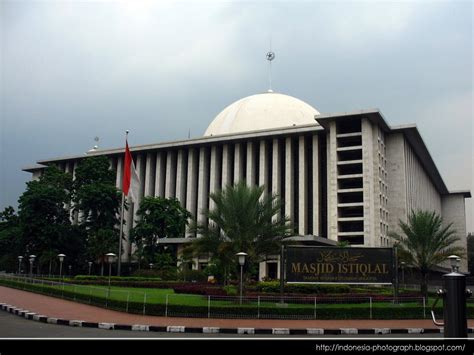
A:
[0,0,472,232]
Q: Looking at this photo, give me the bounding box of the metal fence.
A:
[0,273,432,320]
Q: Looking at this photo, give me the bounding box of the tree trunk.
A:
[101,262,104,276]
[49,259,52,277]
[420,269,428,300]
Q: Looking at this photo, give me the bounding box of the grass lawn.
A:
[11,280,434,309]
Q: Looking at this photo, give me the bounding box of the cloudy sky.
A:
[1,0,472,231]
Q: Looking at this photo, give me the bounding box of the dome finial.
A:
[266,37,275,92]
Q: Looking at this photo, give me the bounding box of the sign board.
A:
[286,246,394,284]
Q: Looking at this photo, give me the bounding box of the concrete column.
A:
[234,143,245,183]
[222,144,233,189]
[362,118,376,247]
[72,161,80,224]
[197,147,210,236]
[312,135,320,236]
[144,153,155,197]
[327,123,338,242]
[259,140,269,198]
[176,149,188,207]
[272,138,281,220]
[165,151,177,198]
[64,162,73,212]
[154,152,166,197]
[285,137,294,224]
[116,157,123,190]
[298,136,307,235]
[246,141,256,186]
[209,145,221,210]
[185,148,198,237]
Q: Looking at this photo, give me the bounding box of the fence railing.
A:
[0,273,432,320]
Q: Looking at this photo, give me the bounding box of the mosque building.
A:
[24,88,471,277]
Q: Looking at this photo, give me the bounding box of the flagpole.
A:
[118,130,129,276]
[118,192,125,276]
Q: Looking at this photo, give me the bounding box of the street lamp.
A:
[149,263,154,270]
[17,256,23,275]
[400,261,406,288]
[236,252,247,305]
[455,257,461,273]
[29,255,36,277]
[68,265,72,276]
[105,253,116,290]
[57,254,65,280]
[448,255,459,273]
[88,261,93,275]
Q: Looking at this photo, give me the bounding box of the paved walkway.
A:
[3,286,470,331]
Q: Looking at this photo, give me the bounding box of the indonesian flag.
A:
[122,140,140,202]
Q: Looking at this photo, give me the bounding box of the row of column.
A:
[62,134,322,261]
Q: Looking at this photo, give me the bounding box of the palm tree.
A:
[189,181,292,284]
[389,210,464,298]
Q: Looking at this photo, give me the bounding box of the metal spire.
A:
[266,38,275,93]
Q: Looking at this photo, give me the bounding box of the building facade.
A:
[24,92,471,276]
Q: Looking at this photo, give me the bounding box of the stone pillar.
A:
[144,153,155,197]
[234,142,245,183]
[246,141,257,186]
[272,138,281,220]
[285,137,294,224]
[209,145,221,210]
[154,152,166,197]
[185,148,198,237]
[222,144,233,189]
[165,151,177,198]
[312,135,320,236]
[176,149,188,207]
[197,147,210,236]
[259,140,269,198]
[298,136,307,235]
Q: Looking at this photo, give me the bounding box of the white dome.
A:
[204,92,320,136]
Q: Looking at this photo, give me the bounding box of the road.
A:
[0,311,447,338]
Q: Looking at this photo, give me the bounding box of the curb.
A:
[1,302,464,336]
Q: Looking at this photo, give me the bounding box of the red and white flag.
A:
[122,140,140,202]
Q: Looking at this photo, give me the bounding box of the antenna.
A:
[266,38,275,93]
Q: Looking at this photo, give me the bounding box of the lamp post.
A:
[448,255,458,272]
[29,255,36,277]
[57,254,65,280]
[17,256,23,275]
[432,254,471,337]
[88,261,93,275]
[68,265,72,276]
[106,253,116,290]
[236,252,247,305]
[400,261,406,288]
[149,263,154,270]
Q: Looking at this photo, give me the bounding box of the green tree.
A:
[468,233,474,276]
[73,156,121,272]
[17,166,82,274]
[389,210,463,298]
[189,181,292,284]
[0,207,22,271]
[131,196,191,267]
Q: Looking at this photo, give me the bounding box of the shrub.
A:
[254,282,351,295]
[223,285,238,296]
